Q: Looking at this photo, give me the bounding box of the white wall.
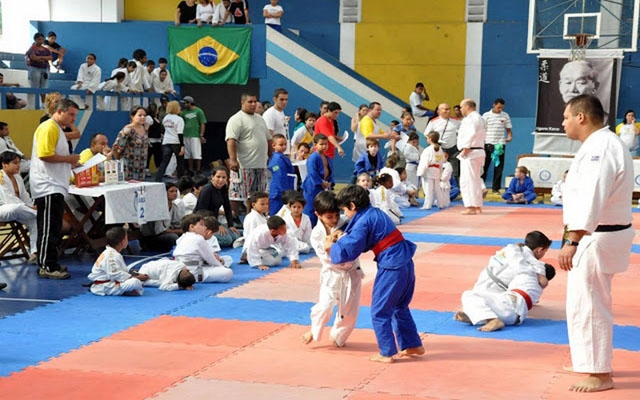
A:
[0,0,123,54]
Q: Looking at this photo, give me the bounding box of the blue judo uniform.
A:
[501,176,537,204]
[354,151,384,179]
[268,152,295,216]
[330,206,422,357]
[302,151,334,226]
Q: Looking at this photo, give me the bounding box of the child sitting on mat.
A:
[88,227,147,296]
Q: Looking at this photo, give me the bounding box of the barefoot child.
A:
[173,214,233,283]
[283,193,313,253]
[202,214,234,267]
[244,215,301,270]
[302,191,364,347]
[268,133,295,216]
[328,185,424,363]
[88,227,147,296]
[417,131,446,209]
[302,134,334,226]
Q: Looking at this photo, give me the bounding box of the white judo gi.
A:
[550,179,564,206]
[71,62,101,109]
[563,126,635,374]
[370,186,401,225]
[462,269,545,326]
[379,167,411,208]
[206,235,234,268]
[87,246,143,296]
[457,110,486,208]
[308,217,364,346]
[0,170,38,254]
[235,209,268,248]
[243,224,299,267]
[403,144,422,189]
[439,161,453,208]
[417,145,446,209]
[138,259,187,291]
[284,212,313,253]
[174,231,233,283]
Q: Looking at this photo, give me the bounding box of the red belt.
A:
[428,164,440,168]
[511,289,533,310]
[93,280,119,285]
[372,229,404,257]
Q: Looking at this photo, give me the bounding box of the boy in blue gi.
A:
[353,138,384,180]
[268,133,295,216]
[329,185,424,363]
[302,134,334,226]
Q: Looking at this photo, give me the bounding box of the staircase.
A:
[466,0,487,23]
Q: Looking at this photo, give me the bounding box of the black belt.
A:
[594,223,632,232]
[469,147,484,150]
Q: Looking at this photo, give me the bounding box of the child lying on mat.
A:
[88,227,147,296]
[172,214,233,283]
[137,259,196,291]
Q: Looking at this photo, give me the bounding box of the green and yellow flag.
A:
[168,26,251,85]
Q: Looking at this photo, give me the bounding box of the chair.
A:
[0,221,30,260]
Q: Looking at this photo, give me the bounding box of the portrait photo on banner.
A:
[535,57,618,133]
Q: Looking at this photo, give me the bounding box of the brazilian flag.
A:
[168,26,251,85]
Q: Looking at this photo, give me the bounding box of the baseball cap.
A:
[182,96,195,104]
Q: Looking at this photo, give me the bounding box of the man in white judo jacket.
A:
[558,94,635,393]
[457,98,486,215]
[70,53,101,109]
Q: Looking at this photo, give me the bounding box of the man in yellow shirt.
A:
[30,98,80,279]
[359,102,399,142]
[79,133,111,164]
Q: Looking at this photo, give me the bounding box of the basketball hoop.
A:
[567,33,593,61]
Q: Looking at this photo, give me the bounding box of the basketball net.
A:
[568,33,593,61]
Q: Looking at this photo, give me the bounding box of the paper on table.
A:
[339,130,350,145]
[73,153,107,173]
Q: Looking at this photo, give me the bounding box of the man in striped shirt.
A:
[482,98,513,193]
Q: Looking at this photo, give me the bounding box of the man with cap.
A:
[181,96,207,174]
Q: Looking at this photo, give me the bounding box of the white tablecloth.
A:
[518,156,640,192]
[69,182,169,224]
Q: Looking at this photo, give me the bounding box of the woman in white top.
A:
[351,104,369,162]
[196,0,216,26]
[155,100,185,181]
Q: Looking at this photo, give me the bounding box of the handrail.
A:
[0,87,178,111]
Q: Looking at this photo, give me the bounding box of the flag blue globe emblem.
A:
[198,46,218,67]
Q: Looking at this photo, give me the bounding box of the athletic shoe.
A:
[38,268,70,280]
[0,282,7,290]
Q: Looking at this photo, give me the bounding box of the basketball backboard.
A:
[528,0,639,53]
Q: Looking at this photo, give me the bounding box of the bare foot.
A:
[257,265,270,271]
[301,331,313,345]
[122,290,141,296]
[369,353,394,363]
[570,374,614,392]
[478,318,505,332]
[398,346,425,357]
[454,311,471,323]
[475,207,483,214]
[461,208,477,215]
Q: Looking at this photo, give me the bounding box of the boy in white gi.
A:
[88,227,147,296]
[283,193,313,253]
[236,191,269,260]
[244,216,301,270]
[302,191,364,347]
[455,231,552,327]
[202,214,234,268]
[138,259,196,291]
[456,263,555,331]
[173,214,233,283]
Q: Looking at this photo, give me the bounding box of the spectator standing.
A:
[181,96,207,174]
[155,100,185,181]
[196,0,216,26]
[224,0,250,24]
[212,0,233,25]
[129,49,147,101]
[225,93,271,217]
[360,102,400,145]
[25,32,52,105]
[615,109,640,156]
[175,0,198,25]
[409,82,434,118]
[558,94,634,393]
[457,98,486,215]
[30,99,80,279]
[112,106,149,181]
[425,103,461,184]
[70,53,102,110]
[43,31,65,73]
[152,70,177,98]
[263,0,284,31]
[146,103,164,175]
[314,101,344,159]
[351,104,369,162]
[482,98,513,193]
[262,88,289,137]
